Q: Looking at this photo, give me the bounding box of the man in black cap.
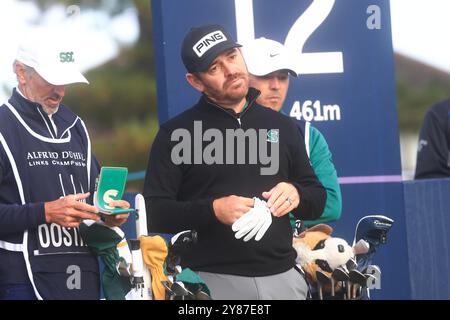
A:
[143,24,325,299]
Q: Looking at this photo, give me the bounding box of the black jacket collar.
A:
[197,87,261,117]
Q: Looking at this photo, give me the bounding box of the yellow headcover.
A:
[140,235,169,300]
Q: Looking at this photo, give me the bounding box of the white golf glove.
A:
[232,197,272,242]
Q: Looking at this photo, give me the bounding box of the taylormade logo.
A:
[193,31,227,57]
[171,121,279,175]
[374,220,392,227]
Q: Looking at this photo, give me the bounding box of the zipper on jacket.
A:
[207,100,250,128]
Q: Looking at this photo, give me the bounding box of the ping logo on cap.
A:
[193,30,227,57]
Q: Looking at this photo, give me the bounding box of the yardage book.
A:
[94,167,134,215]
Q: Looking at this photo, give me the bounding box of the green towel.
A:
[175,268,210,297]
[79,222,132,300]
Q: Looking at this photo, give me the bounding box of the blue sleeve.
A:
[0,202,46,237]
[0,146,46,237]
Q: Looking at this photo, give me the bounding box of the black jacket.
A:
[415,99,450,179]
[144,88,325,276]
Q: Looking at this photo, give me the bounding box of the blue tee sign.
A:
[151,0,410,299]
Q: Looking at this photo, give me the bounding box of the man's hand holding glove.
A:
[232,198,272,242]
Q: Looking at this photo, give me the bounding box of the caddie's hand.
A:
[44,192,100,228]
[262,182,300,217]
[102,199,130,227]
[212,195,255,226]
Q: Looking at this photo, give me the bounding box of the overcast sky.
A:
[0,0,449,103]
[390,0,450,73]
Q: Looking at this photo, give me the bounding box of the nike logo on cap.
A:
[269,53,280,58]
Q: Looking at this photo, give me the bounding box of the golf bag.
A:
[298,214,394,300]
[132,194,210,300]
[352,215,394,299]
